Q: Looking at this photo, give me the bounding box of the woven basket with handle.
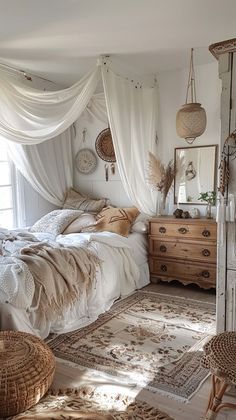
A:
[0,330,55,417]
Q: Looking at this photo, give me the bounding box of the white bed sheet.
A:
[0,231,149,338]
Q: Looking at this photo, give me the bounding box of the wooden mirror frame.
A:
[174,144,218,205]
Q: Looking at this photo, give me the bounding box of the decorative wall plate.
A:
[95,128,116,162]
[75,148,97,174]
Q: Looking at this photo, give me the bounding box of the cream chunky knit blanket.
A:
[18,242,101,327]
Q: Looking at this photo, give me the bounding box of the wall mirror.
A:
[174,145,217,205]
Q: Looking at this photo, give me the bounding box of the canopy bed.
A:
[0,201,149,339]
[0,57,157,338]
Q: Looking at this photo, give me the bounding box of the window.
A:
[0,141,15,228]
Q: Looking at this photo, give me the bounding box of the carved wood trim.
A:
[209,38,236,60]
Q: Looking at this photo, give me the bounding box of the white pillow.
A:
[131,213,149,233]
[63,213,96,234]
[30,209,83,235]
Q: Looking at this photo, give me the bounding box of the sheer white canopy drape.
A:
[84,93,107,124]
[8,129,73,206]
[0,66,100,144]
[101,64,158,215]
[0,60,158,215]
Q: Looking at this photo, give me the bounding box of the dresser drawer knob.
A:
[160,264,167,272]
[159,227,166,234]
[178,227,188,234]
[160,245,167,253]
[202,249,211,257]
[202,229,210,237]
[201,270,210,278]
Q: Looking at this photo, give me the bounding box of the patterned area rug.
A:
[11,387,174,419]
[48,291,215,401]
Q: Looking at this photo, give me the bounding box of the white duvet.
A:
[0,230,149,338]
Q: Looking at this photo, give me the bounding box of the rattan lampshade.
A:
[0,331,55,417]
[176,102,207,141]
[176,48,207,144]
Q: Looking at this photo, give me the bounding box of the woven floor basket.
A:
[0,331,55,417]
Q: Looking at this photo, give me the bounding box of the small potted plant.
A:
[198,191,216,219]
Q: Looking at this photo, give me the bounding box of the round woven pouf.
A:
[202,331,236,383]
[0,331,55,418]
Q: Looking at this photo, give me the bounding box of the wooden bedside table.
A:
[148,216,217,289]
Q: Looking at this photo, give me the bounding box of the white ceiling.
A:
[0,0,236,86]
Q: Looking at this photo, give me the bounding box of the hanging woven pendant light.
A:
[176,48,207,144]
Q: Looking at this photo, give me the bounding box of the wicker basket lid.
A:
[95,128,116,162]
[201,332,236,384]
[0,331,55,417]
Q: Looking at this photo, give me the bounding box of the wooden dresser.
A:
[148,216,217,289]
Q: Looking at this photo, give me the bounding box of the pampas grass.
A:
[147,152,176,201]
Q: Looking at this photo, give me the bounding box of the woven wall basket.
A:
[0,331,55,417]
[95,127,116,162]
[176,102,207,140]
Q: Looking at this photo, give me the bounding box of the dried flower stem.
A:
[147,152,177,199]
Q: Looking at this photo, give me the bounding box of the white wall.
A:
[16,172,56,227]
[157,61,221,216]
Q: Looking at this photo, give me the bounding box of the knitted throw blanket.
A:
[18,242,101,327]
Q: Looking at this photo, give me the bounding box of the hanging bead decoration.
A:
[218,129,236,196]
[111,163,115,175]
[105,164,109,181]
[82,128,87,143]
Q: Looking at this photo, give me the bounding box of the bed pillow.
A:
[30,209,83,235]
[63,213,96,234]
[63,188,108,213]
[131,214,149,233]
[82,206,140,237]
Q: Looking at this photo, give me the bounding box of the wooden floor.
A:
[54,281,236,420]
[146,280,216,303]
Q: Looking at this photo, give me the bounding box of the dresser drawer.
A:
[149,257,216,287]
[149,221,217,241]
[149,238,216,263]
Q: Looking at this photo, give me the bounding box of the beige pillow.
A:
[63,188,107,213]
[63,213,96,234]
[30,209,83,235]
[82,206,140,237]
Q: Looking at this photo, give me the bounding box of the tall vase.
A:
[156,192,166,216]
[206,203,212,219]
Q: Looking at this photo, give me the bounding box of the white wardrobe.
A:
[210,39,236,331]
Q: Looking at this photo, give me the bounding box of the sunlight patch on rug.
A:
[47,291,215,401]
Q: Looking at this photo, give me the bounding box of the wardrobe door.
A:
[226,270,236,331]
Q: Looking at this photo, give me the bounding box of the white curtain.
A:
[0,66,100,144]
[0,60,158,215]
[84,93,108,124]
[101,64,158,215]
[8,128,73,206]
